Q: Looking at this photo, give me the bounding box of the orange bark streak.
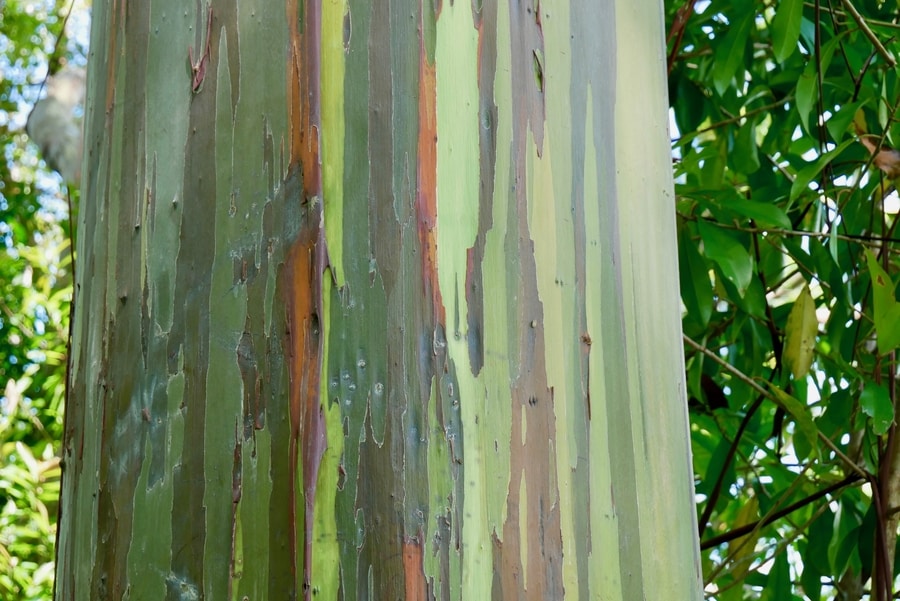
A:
[416,44,443,321]
[402,537,426,601]
[284,3,327,597]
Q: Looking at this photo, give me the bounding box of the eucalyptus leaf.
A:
[729,198,791,229]
[789,139,856,202]
[713,13,754,95]
[770,384,820,459]
[783,284,818,379]
[678,224,713,327]
[771,0,803,62]
[860,382,893,436]
[865,249,900,353]
[698,220,753,296]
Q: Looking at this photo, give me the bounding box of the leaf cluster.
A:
[669,0,900,599]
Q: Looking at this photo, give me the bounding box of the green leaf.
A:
[860,382,893,436]
[713,13,754,95]
[795,34,841,135]
[826,101,866,142]
[806,509,835,574]
[698,220,753,296]
[760,550,791,601]
[678,225,713,326]
[772,0,803,62]
[730,198,792,229]
[795,61,817,134]
[783,284,818,379]
[770,384,820,459]
[865,249,900,353]
[733,121,761,174]
[789,138,856,202]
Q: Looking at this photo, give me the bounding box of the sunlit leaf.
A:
[783,284,818,379]
[727,495,760,581]
[865,249,900,353]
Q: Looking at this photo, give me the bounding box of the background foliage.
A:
[0,1,83,599]
[668,0,900,599]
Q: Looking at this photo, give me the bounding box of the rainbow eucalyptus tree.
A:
[54,1,702,599]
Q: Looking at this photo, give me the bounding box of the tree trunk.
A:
[55,1,702,599]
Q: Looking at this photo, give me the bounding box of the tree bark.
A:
[55,1,703,599]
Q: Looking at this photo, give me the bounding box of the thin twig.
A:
[840,0,897,67]
[683,335,870,478]
[700,473,864,549]
[672,97,791,144]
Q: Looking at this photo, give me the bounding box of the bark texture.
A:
[55,1,702,599]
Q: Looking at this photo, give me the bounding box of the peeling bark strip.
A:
[288,0,323,197]
[287,1,329,598]
[416,31,442,321]
[284,190,329,598]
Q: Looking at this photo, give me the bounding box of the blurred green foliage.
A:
[0,1,82,599]
[668,0,900,598]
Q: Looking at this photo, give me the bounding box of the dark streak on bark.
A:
[215,0,241,119]
[356,408,404,601]
[284,191,329,600]
[565,4,596,597]
[368,0,397,302]
[570,0,647,595]
[165,2,222,595]
[466,0,499,377]
[90,1,152,598]
[265,176,297,601]
[237,328,258,439]
[229,423,243,595]
[146,156,170,492]
[494,2,563,599]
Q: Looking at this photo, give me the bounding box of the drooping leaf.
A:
[829,500,862,578]
[730,198,792,229]
[783,284,818,379]
[860,381,893,436]
[789,139,856,202]
[698,220,753,296]
[865,249,900,353]
[727,495,760,581]
[826,100,866,142]
[733,120,761,173]
[713,12,754,95]
[770,384,820,459]
[795,34,842,135]
[795,61,817,134]
[806,508,834,574]
[760,550,792,601]
[771,0,803,62]
[678,224,713,327]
